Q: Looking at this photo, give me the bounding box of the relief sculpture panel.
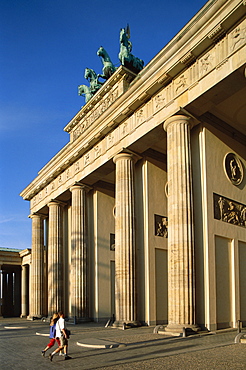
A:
[214,193,246,228]
[229,21,246,52]
[155,214,168,238]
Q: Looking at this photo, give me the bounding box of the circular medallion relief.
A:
[112,205,116,218]
[224,153,244,186]
[164,182,168,197]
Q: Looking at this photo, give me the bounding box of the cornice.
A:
[19,249,31,258]
[127,0,245,98]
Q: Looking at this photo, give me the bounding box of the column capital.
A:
[47,200,65,208]
[163,114,193,132]
[28,213,46,220]
[70,183,91,193]
[113,151,138,164]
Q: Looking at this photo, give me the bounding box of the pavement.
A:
[0,317,246,369]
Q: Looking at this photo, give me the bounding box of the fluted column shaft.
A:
[29,214,44,318]
[164,115,197,332]
[48,201,64,316]
[113,153,137,326]
[70,184,88,320]
[21,265,28,318]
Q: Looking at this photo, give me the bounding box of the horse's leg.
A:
[97,74,106,82]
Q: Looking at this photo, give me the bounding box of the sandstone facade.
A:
[20,0,246,331]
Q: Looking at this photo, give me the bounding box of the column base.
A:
[165,323,200,336]
[113,320,141,329]
[20,314,27,318]
[27,315,43,321]
[68,316,91,324]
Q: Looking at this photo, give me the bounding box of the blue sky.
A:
[0,0,207,249]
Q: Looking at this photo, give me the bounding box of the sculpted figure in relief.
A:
[218,196,225,221]
[231,26,246,51]
[200,53,213,76]
[155,215,168,238]
[155,93,165,110]
[225,201,240,224]
[176,74,187,93]
[241,206,246,226]
[224,153,243,186]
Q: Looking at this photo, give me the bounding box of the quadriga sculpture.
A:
[78,26,144,105]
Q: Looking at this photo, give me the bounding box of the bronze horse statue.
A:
[78,84,93,103]
[97,46,117,80]
[78,67,104,104]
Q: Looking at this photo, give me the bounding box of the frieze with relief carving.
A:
[73,88,119,141]
[214,193,246,228]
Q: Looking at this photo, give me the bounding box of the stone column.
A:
[29,214,44,318]
[0,268,3,317]
[163,115,198,334]
[21,265,28,318]
[47,201,64,316]
[113,153,138,326]
[1,270,7,317]
[70,184,88,321]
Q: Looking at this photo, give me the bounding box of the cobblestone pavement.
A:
[0,318,246,369]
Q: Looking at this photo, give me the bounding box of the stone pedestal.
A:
[70,184,88,321]
[47,201,64,316]
[163,115,199,334]
[28,214,44,319]
[113,153,139,327]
